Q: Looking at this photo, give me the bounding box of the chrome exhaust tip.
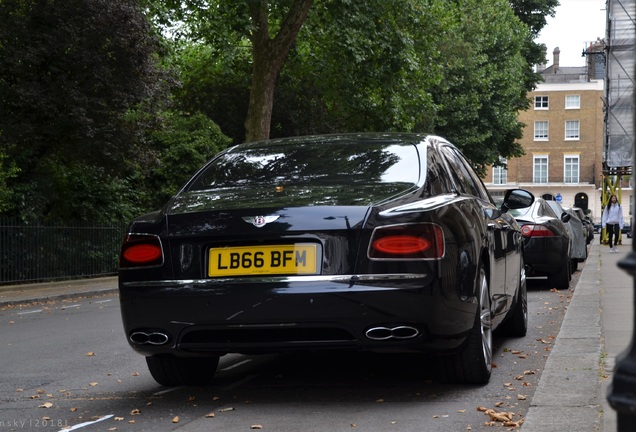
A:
[365,325,420,341]
[130,331,170,345]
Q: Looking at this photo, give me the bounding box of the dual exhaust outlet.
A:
[130,326,419,345]
[365,325,420,341]
[130,330,170,346]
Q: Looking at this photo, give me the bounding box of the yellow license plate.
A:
[208,244,318,277]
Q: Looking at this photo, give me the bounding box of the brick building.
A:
[483,45,629,224]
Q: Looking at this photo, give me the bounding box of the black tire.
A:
[439,264,492,384]
[548,259,570,290]
[501,263,528,337]
[146,355,219,386]
[570,259,578,273]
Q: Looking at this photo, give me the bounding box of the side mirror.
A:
[501,189,535,213]
[561,212,571,223]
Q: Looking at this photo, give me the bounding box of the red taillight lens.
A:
[369,223,444,259]
[120,235,163,267]
[521,225,555,237]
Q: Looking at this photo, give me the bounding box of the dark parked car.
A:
[546,201,587,271]
[118,133,534,386]
[509,197,572,290]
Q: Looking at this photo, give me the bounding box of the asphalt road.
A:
[0,275,577,432]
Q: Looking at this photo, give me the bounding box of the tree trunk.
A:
[244,0,312,142]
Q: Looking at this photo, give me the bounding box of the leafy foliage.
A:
[431,0,530,172]
[143,111,233,209]
[0,0,170,221]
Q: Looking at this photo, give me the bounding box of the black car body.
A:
[118,133,533,386]
[509,198,571,289]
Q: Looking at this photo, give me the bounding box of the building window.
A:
[493,158,507,185]
[565,95,580,109]
[534,121,549,140]
[533,156,548,184]
[534,96,549,109]
[564,155,580,184]
[565,120,580,140]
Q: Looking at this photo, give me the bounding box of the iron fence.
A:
[0,218,128,285]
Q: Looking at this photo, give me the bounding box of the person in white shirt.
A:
[601,194,624,253]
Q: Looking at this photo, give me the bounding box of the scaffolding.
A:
[600,0,635,243]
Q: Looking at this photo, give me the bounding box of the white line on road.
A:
[17,309,42,315]
[58,414,113,431]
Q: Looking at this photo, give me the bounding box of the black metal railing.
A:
[0,218,127,285]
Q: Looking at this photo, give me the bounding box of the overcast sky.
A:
[536,0,607,67]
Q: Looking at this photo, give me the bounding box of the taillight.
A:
[120,234,164,268]
[368,223,444,259]
[521,225,555,237]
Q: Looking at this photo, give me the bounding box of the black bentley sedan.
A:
[118,133,534,386]
[508,197,572,290]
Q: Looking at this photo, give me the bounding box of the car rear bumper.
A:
[522,238,569,275]
[118,274,477,357]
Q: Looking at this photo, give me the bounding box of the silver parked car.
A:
[546,201,587,272]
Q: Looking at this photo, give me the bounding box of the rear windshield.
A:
[186,140,421,192]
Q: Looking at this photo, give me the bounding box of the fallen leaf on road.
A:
[205,412,215,418]
[250,425,263,429]
[86,352,95,356]
[517,394,527,400]
[172,416,179,423]
[39,402,53,408]
[219,407,235,412]
[131,409,141,415]
[114,417,124,421]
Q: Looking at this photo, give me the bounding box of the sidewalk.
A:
[0,240,633,431]
[0,276,118,306]
[523,237,633,431]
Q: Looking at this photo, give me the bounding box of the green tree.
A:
[509,0,560,90]
[0,150,19,213]
[152,0,557,169]
[431,0,531,171]
[151,0,313,142]
[0,0,169,221]
[144,111,233,209]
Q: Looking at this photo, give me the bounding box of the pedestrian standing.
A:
[601,194,624,253]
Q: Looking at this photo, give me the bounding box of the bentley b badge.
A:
[242,215,280,228]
